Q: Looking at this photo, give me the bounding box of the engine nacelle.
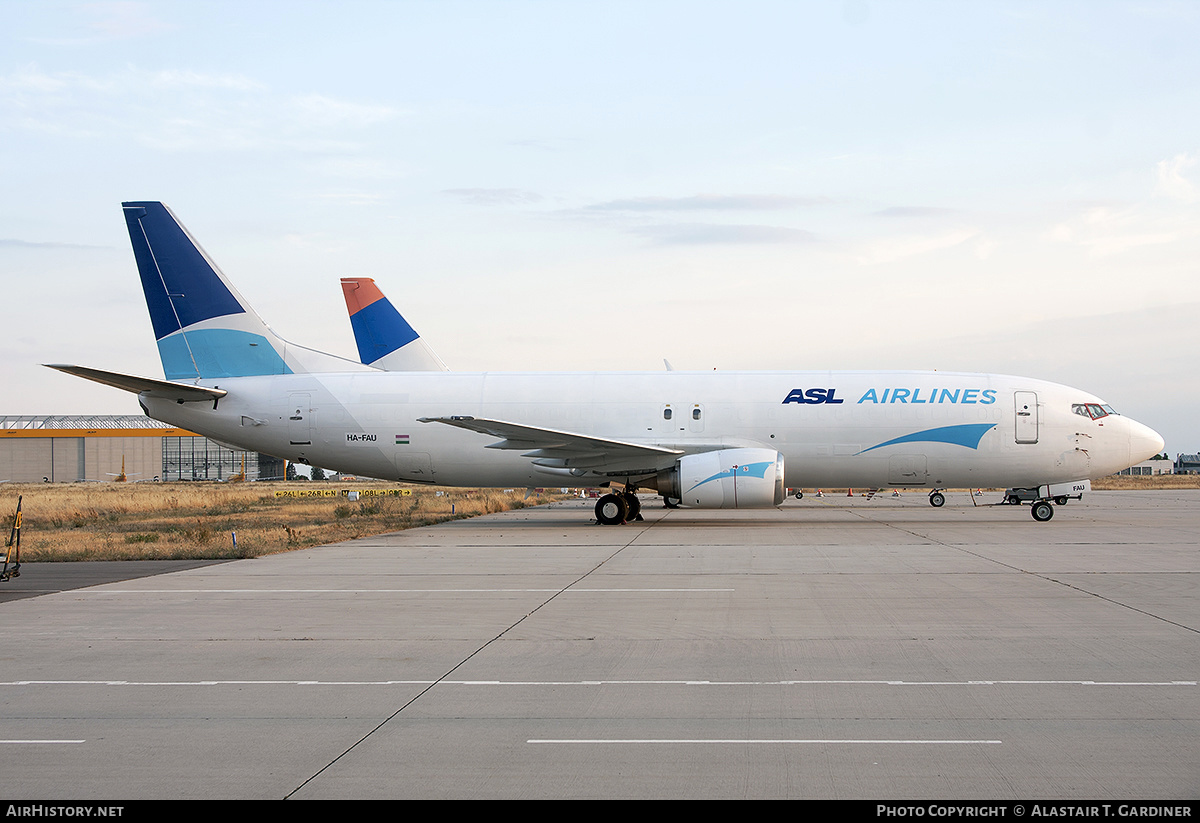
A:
[656,447,785,508]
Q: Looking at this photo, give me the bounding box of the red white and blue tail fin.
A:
[340,277,448,371]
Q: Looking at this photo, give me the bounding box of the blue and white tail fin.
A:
[340,277,449,371]
[122,201,371,380]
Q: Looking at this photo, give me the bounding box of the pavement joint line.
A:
[844,506,1200,635]
[283,514,659,799]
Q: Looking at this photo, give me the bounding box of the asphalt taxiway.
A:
[0,490,1196,799]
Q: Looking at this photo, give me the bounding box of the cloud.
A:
[1156,152,1197,202]
[854,228,981,264]
[871,206,958,218]
[289,94,401,128]
[629,223,818,245]
[148,70,265,93]
[588,194,833,212]
[24,2,176,45]
[1047,204,1182,257]
[443,189,544,206]
[0,238,109,250]
[84,2,176,39]
[0,66,401,153]
[310,192,390,207]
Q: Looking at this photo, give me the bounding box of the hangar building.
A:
[0,415,285,483]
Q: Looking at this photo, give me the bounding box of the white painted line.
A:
[1,740,85,744]
[80,588,733,594]
[528,739,1003,745]
[0,680,436,686]
[0,679,1191,687]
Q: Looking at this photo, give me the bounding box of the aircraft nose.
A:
[1128,418,1166,463]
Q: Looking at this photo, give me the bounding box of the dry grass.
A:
[1,481,571,562]
[1090,474,1200,490]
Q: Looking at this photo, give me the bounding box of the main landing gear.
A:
[928,490,946,507]
[595,491,643,525]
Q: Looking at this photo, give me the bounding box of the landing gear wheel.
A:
[929,491,945,508]
[1031,501,1055,522]
[595,493,629,525]
[794,490,803,499]
[623,494,642,521]
[662,496,681,509]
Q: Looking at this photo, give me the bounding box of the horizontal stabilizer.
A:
[44,364,227,403]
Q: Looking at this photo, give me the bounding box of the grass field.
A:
[1,481,571,562]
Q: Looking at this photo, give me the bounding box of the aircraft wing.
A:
[45,365,228,403]
[418,416,682,473]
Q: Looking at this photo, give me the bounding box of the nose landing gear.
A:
[1031,500,1055,522]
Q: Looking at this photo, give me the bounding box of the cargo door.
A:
[1014,391,1038,444]
[288,393,312,445]
[396,452,435,481]
[888,454,928,485]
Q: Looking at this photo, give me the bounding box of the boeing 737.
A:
[49,202,1164,524]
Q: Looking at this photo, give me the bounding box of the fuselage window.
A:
[663,408,672,420]
[692,408,702,420]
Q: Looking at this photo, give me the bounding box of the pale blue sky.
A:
[3,1,1198,451]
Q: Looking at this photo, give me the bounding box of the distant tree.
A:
[311,466,326,481]
[286,462,297,481]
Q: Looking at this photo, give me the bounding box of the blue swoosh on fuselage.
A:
[856,423,997,455]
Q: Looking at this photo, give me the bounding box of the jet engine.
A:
[655,447,785,508]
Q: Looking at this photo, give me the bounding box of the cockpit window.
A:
[1073,403,1118,420]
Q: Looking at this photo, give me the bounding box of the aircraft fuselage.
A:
[141,368,1154,491]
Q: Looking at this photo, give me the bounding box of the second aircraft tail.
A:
[341,277,448,371]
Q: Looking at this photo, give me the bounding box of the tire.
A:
[595,494,629,525]
[929,492,945,508]
[1031,501,1054,522]
[1007,494,1022,505]
[624,494,641,521]
[663,497,681,509]
[1054,496,1068,505]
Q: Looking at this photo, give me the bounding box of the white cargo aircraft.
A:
[49,202,1164,524]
